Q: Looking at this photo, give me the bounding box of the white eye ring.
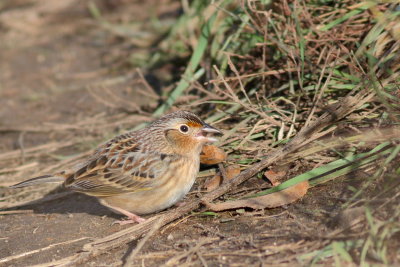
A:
[179,124,189,133]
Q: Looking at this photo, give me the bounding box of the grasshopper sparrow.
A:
[11,111,222,224]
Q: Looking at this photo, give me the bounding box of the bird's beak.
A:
[196,124,222,143]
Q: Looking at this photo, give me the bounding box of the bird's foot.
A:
[174,201,186,207]
[112,215,146,225]
[107,205,146,225]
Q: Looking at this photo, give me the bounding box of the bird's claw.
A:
[112,215,146,225]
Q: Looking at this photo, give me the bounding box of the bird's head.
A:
[149,111,222,155]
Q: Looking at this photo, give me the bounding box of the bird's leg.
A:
[108,205,146,225]
[174,201,186,207]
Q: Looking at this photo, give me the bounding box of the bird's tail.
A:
[10,175,65,188]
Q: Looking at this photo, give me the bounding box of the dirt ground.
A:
[0,1,371,266]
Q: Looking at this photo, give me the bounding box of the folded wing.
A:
[65,137,168,197]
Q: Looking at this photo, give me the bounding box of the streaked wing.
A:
[64,135,170,197]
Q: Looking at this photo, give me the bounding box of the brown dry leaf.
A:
[204,174,222,192]
[264,169,287,186]
[205,181,309,211]
[204,165,241,192]
[200,145,226,165]
[225,165,241,179]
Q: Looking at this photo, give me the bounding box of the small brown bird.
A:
[11,111,222,224]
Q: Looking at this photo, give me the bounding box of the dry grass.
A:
[1,0,399,266]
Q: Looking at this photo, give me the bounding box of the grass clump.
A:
[131,0,400,265]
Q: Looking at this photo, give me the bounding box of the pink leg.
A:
[108,205,146,225]
[174,201,186,207]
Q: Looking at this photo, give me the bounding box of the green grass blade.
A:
[247,142,395,198]
[318,2,374,32]
[153,10,218,116]
[298,240,362,265]
[332,241,354,264]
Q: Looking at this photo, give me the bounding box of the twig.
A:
[207,68,297,84]
[162,238,218,267]
[196,251,208,267]
[123,218,163,267]
[226,55,252,105]
[304,48,339,127]
[218,163,227,182]
[213,65,284,128]
[135,68,159,100]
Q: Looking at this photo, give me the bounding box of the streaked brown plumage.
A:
[11,111,222,224]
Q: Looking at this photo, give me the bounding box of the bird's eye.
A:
[179,125,189,133]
